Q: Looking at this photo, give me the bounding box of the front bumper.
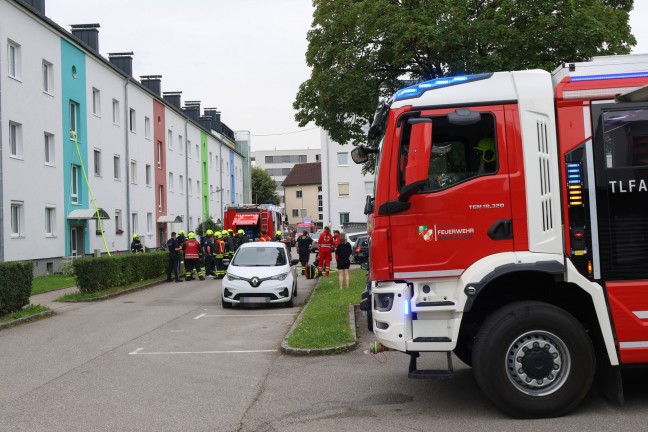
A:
[222,277,293,305]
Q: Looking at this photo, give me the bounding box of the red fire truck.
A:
[353,54,648,418]
[223,204,284,240]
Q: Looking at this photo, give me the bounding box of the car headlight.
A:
[269,272,289,281]
[226,273,245,281]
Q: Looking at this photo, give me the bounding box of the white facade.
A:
[320,130,373,232]
[252,148,320,204]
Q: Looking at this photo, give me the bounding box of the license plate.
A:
[242,297,269,304]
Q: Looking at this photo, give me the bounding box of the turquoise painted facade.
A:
[60,38,88,256]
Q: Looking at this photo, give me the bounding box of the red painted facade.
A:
[153,99,167,246]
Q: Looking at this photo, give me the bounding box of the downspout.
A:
[0,56,4,262]
[219,137,223,222]
[326,133,332,228]
[123,78,131,244]
[184,119,189,228]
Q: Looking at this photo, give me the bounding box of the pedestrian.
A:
[274,230,283,241]
[296,230,313,274]
[317,226,335,276]
[203,229,215,277]
[335,233,352,289]
[222,230,234,269]
[214,231,226,279]
[183,232,205,281]
[259,230,272,242]
[166,232,183,282]
[333,229,340,262]
[131,234,144,253]
[176,229,186,275]
[237,229,249,249]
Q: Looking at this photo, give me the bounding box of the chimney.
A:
[199,116,213,132]
[183,101,200,122]
[204,108,222,133]
[23,0,45,15]
[71,24,100,52]
[162,91,182,109]
[140,75,162,96]
[108,52,133,76]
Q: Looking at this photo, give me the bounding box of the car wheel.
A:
[292,281,298,298]
[472,301,595,418]
[221,296,233,309]
[284,295,294,308]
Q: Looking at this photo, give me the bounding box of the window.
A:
[71,165,80,204]
[145,117,150,139]
[43,60,53,93]
[131,213,138,235]
[45,207,55,236]
[112,99,119,125]
[92,88,100,115]
[209,152,213,167]
[187,140,191,158]
[44,133,54,165]
[114,155,121,180]
[169,172,174,192]
[178,135,183,154]
[157,141,162,168]
[147,212,153,234]
[337,152,349,166]
[292,209,299,217]
[364,181,373,196]
[158,186,164,211]
[338,183,350,197]
[11,202,23,237]
[188,177,192,196]
[115,209,122,233]
[145,164,152,186]
[130,160,137,184]
[69,102,78,137]
[168,130,173,150]
[195,144,199,159]
[603,109,648,168]
[93,149,101,176]
[8,41,20,79]
[9,121,22,158]
[339,212,350,225]
[215,155,219,170]
[179,175,184,194]
[129,108,136,132]
[296,190,303,198]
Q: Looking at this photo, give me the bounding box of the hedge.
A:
[72,252,168,294]
[0,261,33,316]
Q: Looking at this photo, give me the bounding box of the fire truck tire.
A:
[472,301,595,418]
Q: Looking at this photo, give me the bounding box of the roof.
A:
[281,162,322,187]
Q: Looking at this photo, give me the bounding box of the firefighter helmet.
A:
[221,230,228,236]
[206,229,213,235]
[178,230,185,236]
[187,232,196,239]
[215,232,222,239]
[474,138,496,163]
[276,231,282,236]
[237,229,245,235]
[132,234,138,239]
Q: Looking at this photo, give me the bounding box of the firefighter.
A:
[166,231,183,283]
[203,230,215,277]
[259,230,272,242]
[176,229,186,275]
[274,230,283,241]
[317,226,335,276]
[131,234,144,253]
[296,230,313,275]
[183,232,205,281]
[237,229,249,249]
[221,230,232,266]
[214,231,226,279]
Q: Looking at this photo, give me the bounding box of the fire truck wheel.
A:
[472,301,595,418]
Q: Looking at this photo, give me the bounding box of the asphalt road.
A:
[2,274,648,431]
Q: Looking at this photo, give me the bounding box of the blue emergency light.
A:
[393,73,493,101]
[570,71,648,82]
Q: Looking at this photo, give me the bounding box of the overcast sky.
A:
[45,1,648,152]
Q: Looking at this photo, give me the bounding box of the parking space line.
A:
[129,348,277,355]
[194,313,295,319]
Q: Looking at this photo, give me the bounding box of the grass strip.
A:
[287,269,365,349]
[56,277,165,302]
[32,274,76,295]
[0,304,50,323]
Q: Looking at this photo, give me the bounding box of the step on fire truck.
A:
[353,54,648,418]
[223,204,284,240]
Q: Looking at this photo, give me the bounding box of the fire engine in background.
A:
[223,204,284,241]
[353,54,648,418]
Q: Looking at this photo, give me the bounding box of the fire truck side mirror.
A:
[351,145,379,164]
[406,118,433,185]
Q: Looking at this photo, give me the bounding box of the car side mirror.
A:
[405,118,432,185]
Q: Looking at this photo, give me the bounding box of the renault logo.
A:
[250,277,260,287]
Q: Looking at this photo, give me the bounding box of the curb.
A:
[0,310,55,331]
[280,278,358,356]
[62,278,167,302]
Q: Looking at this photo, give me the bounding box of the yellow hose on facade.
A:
[70,130,111,256]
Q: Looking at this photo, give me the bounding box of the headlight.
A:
[227,273,245,281]
[269,272,289,281]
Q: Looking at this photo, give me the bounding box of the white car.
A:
[221,242,299,308]
[346,231,367,262]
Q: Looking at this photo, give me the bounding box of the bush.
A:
[73,252,167,294]
[0,261,33,316]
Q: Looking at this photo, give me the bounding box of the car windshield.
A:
[232,247,287,267]
[310,233,320,241]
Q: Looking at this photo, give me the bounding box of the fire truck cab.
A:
[223,204,284,240]
[354,54,648,418]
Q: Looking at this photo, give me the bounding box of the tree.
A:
[294,0,636,148]
[251,167,280,205]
